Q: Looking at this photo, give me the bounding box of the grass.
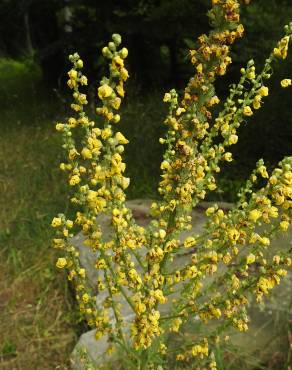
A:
[0,118,78,369]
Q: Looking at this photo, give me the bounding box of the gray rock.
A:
[71,199,292,369]
[71,199,210,289]
[71,329,113,369]
[71,199,209,368]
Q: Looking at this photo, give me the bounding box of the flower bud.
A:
[120,47,128,59]
[76,59,83,68]
[108,41,116,51]
[112,33,122,46]
[56,257,67,269]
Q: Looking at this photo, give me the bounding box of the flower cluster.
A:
[52,1,292,369]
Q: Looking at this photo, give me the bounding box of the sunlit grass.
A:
[0,121,78,369]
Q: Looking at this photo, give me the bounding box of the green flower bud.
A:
[116,145,124,153]
[102,47,112,59]
[112,33,122,46]
[113,114,120,123]
[108,41,116,51]
[120,47,128,59]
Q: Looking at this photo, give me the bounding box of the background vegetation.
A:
[0,0,292,368]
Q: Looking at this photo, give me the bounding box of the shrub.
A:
[0,58,41,109]
[52,1,292,368]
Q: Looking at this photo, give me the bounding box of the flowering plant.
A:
[52,0,292,368]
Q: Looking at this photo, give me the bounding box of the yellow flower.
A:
[79,166,86,174]
[268,206,278,218]
[135,302,146,314]
[120,176,130,189]
[260,236,270,246]
[184,236,197,248]
[76,93,87,105]
[82,293,90,303]
[98,84,113,99]
[67,79,76,89]
[280,220,289,231]
[246,253,256,264]
[79,268,86,278]
[52,217,62,227]
[209,95,220,106]
[113,55,124,67]
[81,147,92,159]
[116,84,124,97]
[273,255,280,265]
[191,342,208,357]
[231,275,240,289]
[227,228,240,242]
[252,95,261,110]
[56,257,67,269]
[95,331,103,340]
[71,103,81,112]
[176,107,186,116]
[68,149,78,160]
[66,220,74,229]
[69,175,81,186]
[228,134,238,145]
[248,209,262,222]
[163,93,171,102]
[243,106,253,116]
[171,318,182,332]
[223,253,232,264]
[68,117,77,127]
[196,63,203,73]
[94,197,107,212]
[161,160,171,171]
[101,127,112,139]
[223,152,232,161]
[95,259,107,269]
[68,69,77,79]
[206,207,215,216]
[281,79,291,88]
[207,183,217,190]
[120,67,129,81]
[247,67,255,79]
[80,75,88,85]
[159,229,166,239]
[115,132,129,144]
[111,97,121,110]
[273,48,281,58]
[258,165,269,178]
[258,86,269,97]
[55,123,64,131]
[274,36,290,59]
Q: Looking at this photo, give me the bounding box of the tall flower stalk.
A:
[52,1,292,368]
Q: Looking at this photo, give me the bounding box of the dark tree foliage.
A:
[57,0,210,88]
[1,0,291,89]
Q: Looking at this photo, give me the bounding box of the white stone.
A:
[70,199,292,369]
